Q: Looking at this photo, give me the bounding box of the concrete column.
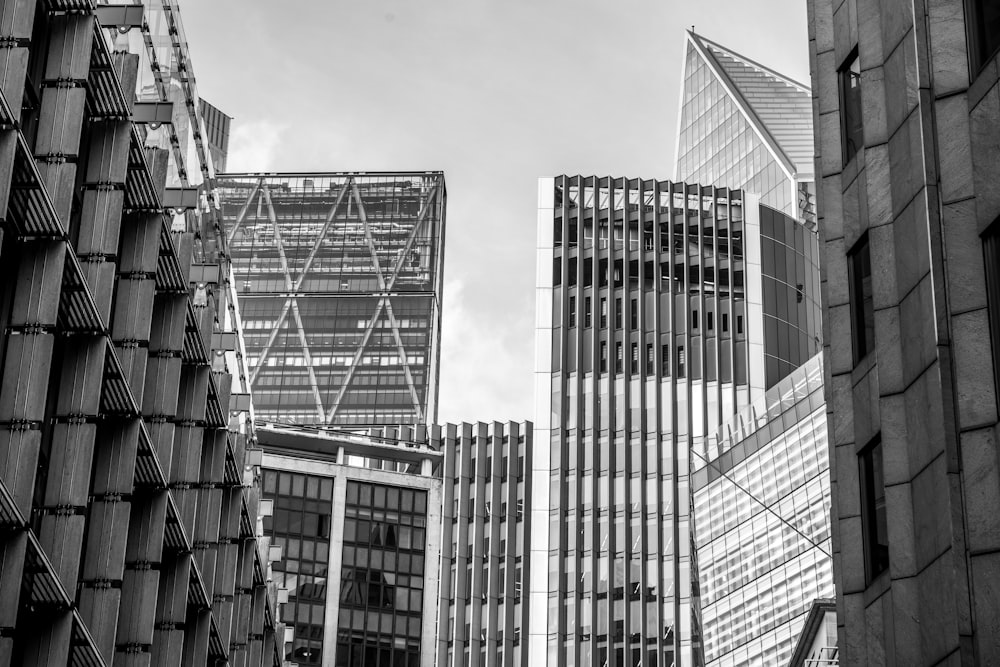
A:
[0,0,37,110]
[151,550,190,667]
[0,530,27,666]
[0,241,64,517]
[116,489,168,667]
[181,608,210,666]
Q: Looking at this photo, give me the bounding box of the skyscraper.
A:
[219,172,446,428]
[691,353,833,667]
[529,176,822,666]
[675,32,815,224]
[808,0,1000,663]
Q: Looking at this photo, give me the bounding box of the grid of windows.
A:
[693,355,833,667]
[336,481,428,666]
[262,470,334,665]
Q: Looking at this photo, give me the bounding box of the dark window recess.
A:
[615,342,623,375]
[849,233,875,364]
[630,343,638,374]
[585,296,592,327]
[692,309,699,330]
[630,298,638,330]
[646,343,654,375]
[722,313,729,332]
[839,49,863,164]
[969,0,1000,74]
[707,311,713,331]
[677,345,686,378]
[983,218,1000,413]
[737,315,744,335]
[661,344,670,376]
[601,298,608,328]
[600,341,608,374]
[615,298,623,329]
[568,257,577,287]
[553,257,561,287]
[859,436,889,583]
[796,283,804,303]
[569,295,576,328]
[584,257,593,287]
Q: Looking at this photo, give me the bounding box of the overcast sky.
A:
[182,0,810,426]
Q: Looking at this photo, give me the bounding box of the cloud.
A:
[225,120,288,173]
[437,278,536,426]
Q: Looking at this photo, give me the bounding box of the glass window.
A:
[848,233,875,364]
[839,49,863,164]
[859,436,889,582]
[585,296,592,328]
[984,218,1000,413]
[968,0,1000,73]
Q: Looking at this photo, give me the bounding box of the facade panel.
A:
[219,173,446,428]
[530,176,821,666]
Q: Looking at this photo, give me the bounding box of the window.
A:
[585,296,592,327]
[677,345,685,378]
[600,341,608,374]
[849,233,875,363]
[630,343,638,374]
[569,295,576,328]
[615,342,623,375]
[983,218,1000,412]
[615,298,623,329]
[707,311,714,331]
[600,298,608,328]
[630,298,638,330]
[722,313,729,332]
[968,0,1000,73]
[692,309,698,330]
[839,49,863,164]
[859,436,889,582]
[737,315,743,335]
[646,343,654,375]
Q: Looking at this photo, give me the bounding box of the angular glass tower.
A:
[675,32,815,224]
[530,176,821,667]
[219,173,446,427]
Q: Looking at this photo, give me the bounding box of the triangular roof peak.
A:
[683,30,815,179]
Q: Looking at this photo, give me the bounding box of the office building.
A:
[529,176,822,666]
[0,2,281,666]
[692,353,833,667]
[257,425,444,667]
[676,32,815,223]
[437,421,532,667]
[257,421,532,667]
[808,0,1000,663]
[218,172,446,428]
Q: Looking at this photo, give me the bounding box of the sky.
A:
[181,0,810,426]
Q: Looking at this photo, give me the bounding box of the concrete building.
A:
[0,2,281,666]
[218,172,446,429]
[692,353,833,667]
[676,32,816,224]
[529,176,822,666]
[437,421,532,667]
[808,0,1000,662]
[257,421,532,667]
[257,425,444,666]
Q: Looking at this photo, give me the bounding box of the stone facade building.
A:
[808,0,1000,662]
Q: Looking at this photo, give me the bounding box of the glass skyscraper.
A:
[218,172,446,427]
[691,353,833,667]
[529,176,822,666]
[675,32,815,224]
